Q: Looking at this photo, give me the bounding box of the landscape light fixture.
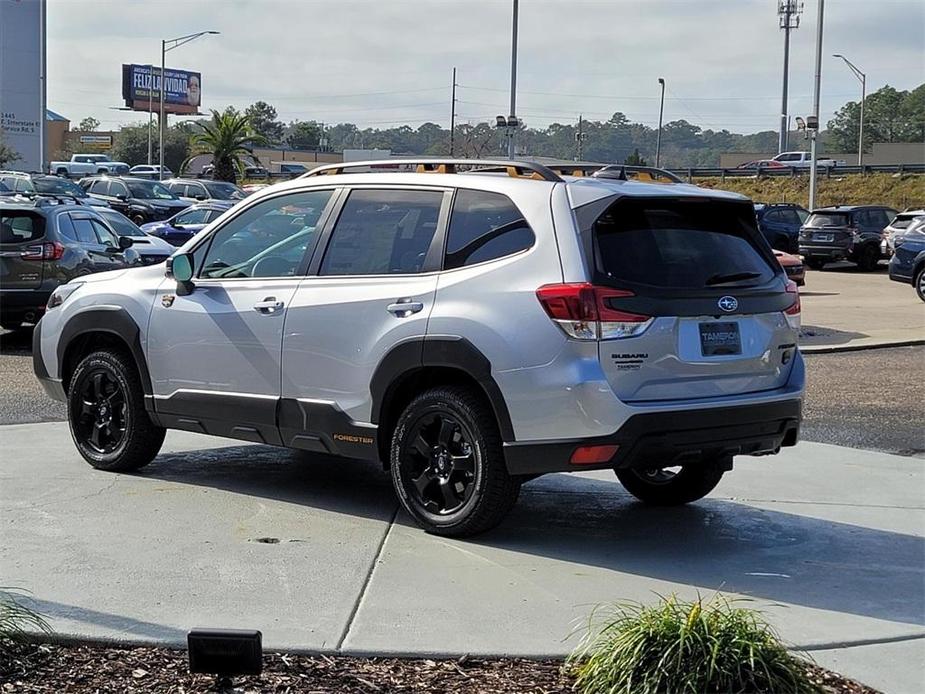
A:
[188,628,262,692]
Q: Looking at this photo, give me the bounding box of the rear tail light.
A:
[536,283,653,340]
[784,279,801,330]
[21,242,65,261]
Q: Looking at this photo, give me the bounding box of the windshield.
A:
[33,178,88,197]
[891,214,924,230]
[126,181,177,200]
[806,212,850,228]
[99,210,147,236]
[204,181,245,200]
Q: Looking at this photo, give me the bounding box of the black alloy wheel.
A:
[399,411,477,516]
[73,368,127,455]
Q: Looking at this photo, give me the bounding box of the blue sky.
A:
[47,0,925,134]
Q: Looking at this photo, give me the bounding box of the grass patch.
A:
[696,173,924,210]
[0,588,51,653]
[568,594,821,694]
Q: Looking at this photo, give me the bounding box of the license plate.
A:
[700,322,741,356]
[813,233,834,242]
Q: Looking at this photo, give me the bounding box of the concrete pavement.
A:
[799,264,924,352]
[1,422,923,692]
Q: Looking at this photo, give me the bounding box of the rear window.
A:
[806,212,850,228]
[0,212,44,244]
[593,198,776,289]
[891,214,923,230]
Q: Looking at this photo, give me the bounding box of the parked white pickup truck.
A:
[772,151,845,169]
[48,154,130,178]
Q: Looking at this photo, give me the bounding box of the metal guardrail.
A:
[665,163,925,182]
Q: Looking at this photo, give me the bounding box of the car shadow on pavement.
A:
[0,327,34,355]
[799,325,868,345]
[22,597,187,643]
[139,444,925,630]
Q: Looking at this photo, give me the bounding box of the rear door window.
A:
[319,189,443,276]
[592,198,776,289]
[444,189,534,269]
[90,180,110,196]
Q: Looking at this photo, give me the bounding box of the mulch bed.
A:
[0,642,880,693]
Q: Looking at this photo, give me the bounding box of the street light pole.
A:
[833,54,866,166]
[159,30,220,180]
[147,64,154,165]
[508,0,518,159]
[656,77,665,167]
[777,1,802,153]
[808,0,825,211]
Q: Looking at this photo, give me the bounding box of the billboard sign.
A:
[121,64,201,115]
[78,134,113,149]
[0,0,46,171]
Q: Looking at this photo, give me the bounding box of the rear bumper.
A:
[799,243,850,261]
[503,399,802,476]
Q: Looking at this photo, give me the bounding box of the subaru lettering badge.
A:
[718,296,738,312]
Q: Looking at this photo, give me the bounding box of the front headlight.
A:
[46,282,84,309]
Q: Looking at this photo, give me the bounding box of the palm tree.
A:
[186,108,267,182]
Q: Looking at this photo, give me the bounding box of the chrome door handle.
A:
[386,300,424,317]
[254,297,284,314]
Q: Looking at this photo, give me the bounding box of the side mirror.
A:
[116,193,127,200]
[118,236,134,250]
[194,194,207,201]
[166,252,195,293]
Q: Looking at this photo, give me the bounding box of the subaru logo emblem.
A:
[718,296,738,312]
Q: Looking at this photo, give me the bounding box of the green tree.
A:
[624,148,648,165]
[111,123,190,172]
[0,129,20,168]
[78,116,100,132]
[286,120,321,150]
[827,83,925,152]
[244,101,284,143]
[188,108,267,182]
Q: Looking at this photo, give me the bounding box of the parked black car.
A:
[0,171,110,207]
[162,178,246,203]
[78,176,190,225]
[754,202,808,253]
[0,197,135,329]
[94,207,175,266]
[888,228,925,302]
[798,205,897,271]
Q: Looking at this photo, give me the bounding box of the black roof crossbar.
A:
[300,158,564,183]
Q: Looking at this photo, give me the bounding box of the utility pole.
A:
[575,115,585,161]
[656,77,666,167]
[833,54,866,166]
[508,0,518,158]
[147,65,154,164]
[778,1,803,154]
[450,67,457,156]
[808,0,825,211]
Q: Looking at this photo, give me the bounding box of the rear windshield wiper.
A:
[704,271,762,286]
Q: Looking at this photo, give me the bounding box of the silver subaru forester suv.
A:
[33,160,804,537]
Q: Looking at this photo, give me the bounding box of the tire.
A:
[67,349,165,471]
[615,460,726,506]
[855,245,880,272]
[806,258,827,271]
[131,214,147,226]
[390,386,520,537]
[915,267,925,303]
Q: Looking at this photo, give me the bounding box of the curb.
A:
[800,338,925,354]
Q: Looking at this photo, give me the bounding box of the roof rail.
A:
[545,163,684,184]
[7,192,86,207]
[300,158,563,183]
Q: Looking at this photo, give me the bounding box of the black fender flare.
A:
[57,306,153,398]
[369,336,515,442]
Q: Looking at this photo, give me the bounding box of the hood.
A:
[129,234,175,253]
[84,197,110,208]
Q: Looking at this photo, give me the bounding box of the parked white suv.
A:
[33,159,804,536]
